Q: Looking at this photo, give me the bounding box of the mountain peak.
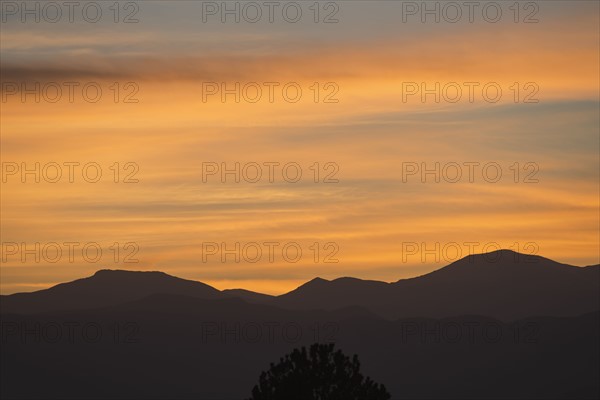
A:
[306,277,329,285]
[332,277,361,282]
[93,269,168,277]
[454,249,564,268]
[2,269,222,314]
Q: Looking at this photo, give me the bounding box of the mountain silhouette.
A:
[2,250,598,320]
[1,250,598,399]
[0,269,222,314]
[274,250,600,320]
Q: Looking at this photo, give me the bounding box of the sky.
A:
[1,0,599,295]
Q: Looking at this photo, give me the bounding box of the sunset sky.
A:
[1,0,599,294]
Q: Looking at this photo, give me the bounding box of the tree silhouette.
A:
[249,343,391,400]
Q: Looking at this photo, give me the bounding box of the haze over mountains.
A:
[2,250,598,320]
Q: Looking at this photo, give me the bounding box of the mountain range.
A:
[1,249,598,399]
[3,249,598,320]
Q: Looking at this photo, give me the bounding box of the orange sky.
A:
[1,1,599,294]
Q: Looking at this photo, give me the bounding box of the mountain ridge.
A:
[2,250,598,320]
